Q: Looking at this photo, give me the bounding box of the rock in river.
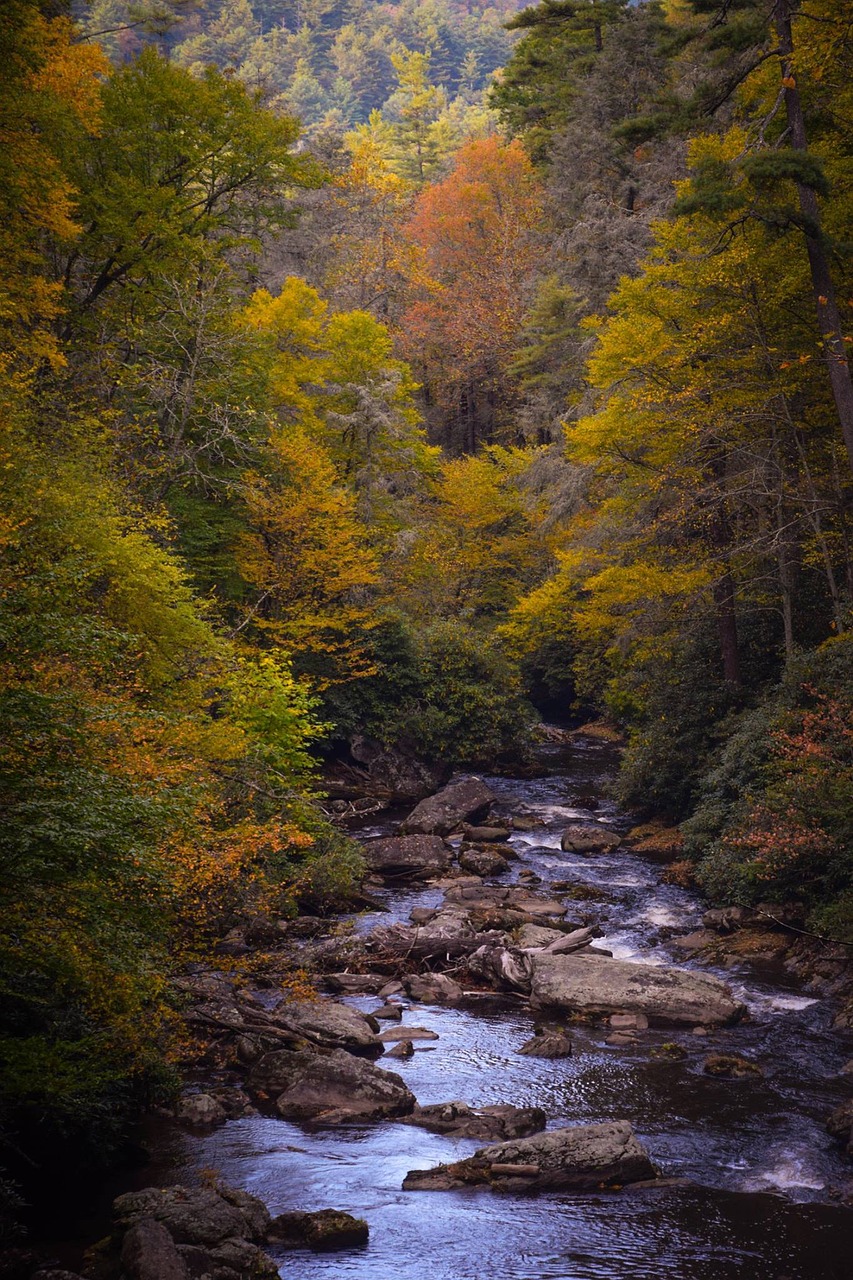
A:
[112,1183,277,1280]
[401,777,496,836]
[459,847,510,877]
[361,834,451,879]
[404,972,463,1004]
[560,823,622,853]
[403,1101,547,1141]
[403,1121,656,1192]
[249,1048,416,1123]
[268,1209,369,1251]
[272,998,381,1053]
[516,1030,572,1058]
[530,953,745,1026]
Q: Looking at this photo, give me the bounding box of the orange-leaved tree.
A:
[400,135,549,452]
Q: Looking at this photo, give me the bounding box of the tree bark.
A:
[774,0,853,482]
[713,569,742,686]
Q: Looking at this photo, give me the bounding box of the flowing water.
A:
[149,738,853,1278]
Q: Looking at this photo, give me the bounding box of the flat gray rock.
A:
[273,999,380,1052]
[402,778,496,836]
[403,1121,656,1192]
[530,954,744,1026]
[249,1048,416,1123]
[361,835,451,878]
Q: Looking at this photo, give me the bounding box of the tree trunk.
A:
[713,569,742,686]
[774,0,853,482]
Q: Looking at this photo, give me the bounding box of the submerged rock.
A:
[378,1026,439,1042]
[361,834,452,879]
[249,1048,416,1122]
[268,1209,369,1251]
[702,1053,763,1078]
[516,1030,573,1058]
[403,1101,546,1141]
[530,953,744,1026]
[402,778,496,836]
[403,1121,657,1192]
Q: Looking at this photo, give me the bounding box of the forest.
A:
[2,0,853,1255]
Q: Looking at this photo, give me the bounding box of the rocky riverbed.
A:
[33,735,853,1280]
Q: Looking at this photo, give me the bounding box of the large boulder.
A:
[349,735,449,801]
[361,834,452,879]
[120,1219,190,1280]
[272,999,380,1053]
[403,1122,656,1192]
[530,953,744,1026]
[560,824,622,853]
[402,778,496,836]
[113,1185,271,1249]
[248,1048,416,1123]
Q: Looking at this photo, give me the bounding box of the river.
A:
[147,736,853,1278]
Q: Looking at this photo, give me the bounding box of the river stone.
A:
[402,778,496,836]
[702,1053,763,1078]
[120,1218,190,1280]
[459,848,510,877]
[361,834,452,878]
[268,1209,369,1251]
[190,1237,280,1278]
[174,1092,227,1127]
[379,1026,439,1042]
[610,1013,649,1030]
[114,1185,271,1249]
[249,1048,416,1122]
[386,1039,414,1058]
[323,973,388,995]
[463,826,511,842]
[402,1121,656,1192]
[404,972,463,1004]
[403,1101,547,1141]
[273,999,380,1052]
[560,824,622,853]
[372,1002,403,1021]
[516,1030,572,1058]
[517,923,566,949]
[530,953,745,1026]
